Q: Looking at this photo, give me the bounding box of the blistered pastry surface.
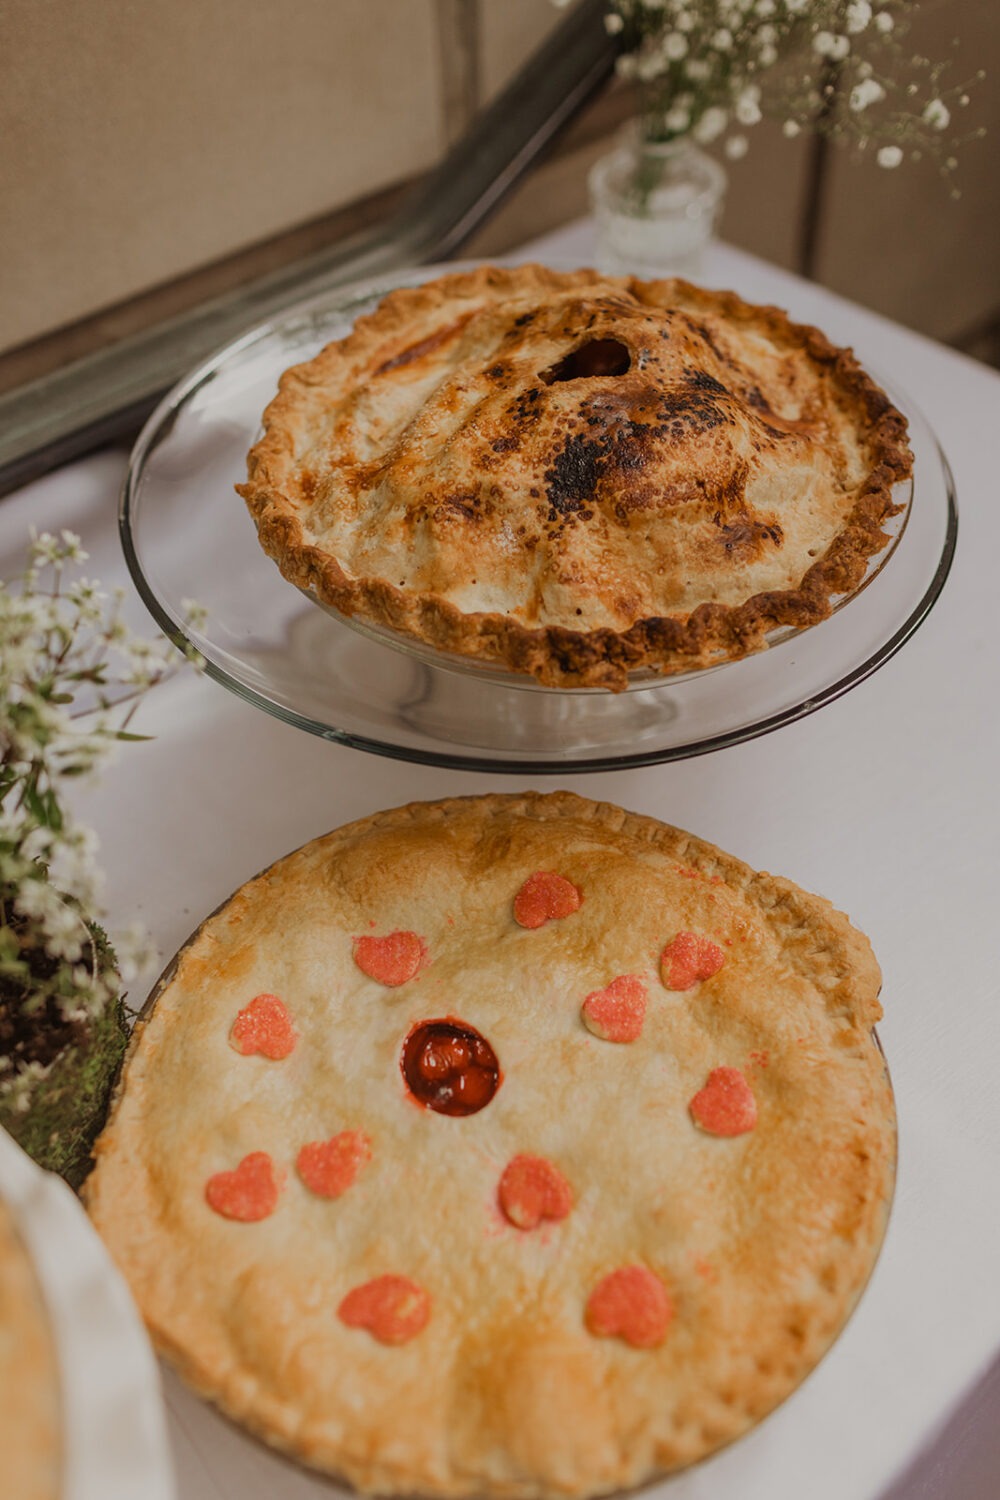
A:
[86,793,895,1497]
[239,266,912,687]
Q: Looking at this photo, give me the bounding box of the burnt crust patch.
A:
[543,435,605,522]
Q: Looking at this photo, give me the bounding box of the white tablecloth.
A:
[2,220,999,1500]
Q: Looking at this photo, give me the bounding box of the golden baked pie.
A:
[0,1196,61,1500]
[85,792,894,1497]
[238,265,912,689]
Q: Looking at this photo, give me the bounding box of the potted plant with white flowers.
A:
[561,0,981,277]
[0,531,197,1186]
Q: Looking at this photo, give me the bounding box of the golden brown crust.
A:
[0,1199,61,1500]
[238,265,913,690]
[85,792,894,1498]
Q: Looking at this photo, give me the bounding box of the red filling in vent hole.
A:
[401,1020,500,1117]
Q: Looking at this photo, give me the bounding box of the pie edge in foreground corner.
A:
[236,264,914,690]
[82,790,897,1497]
[0,1194,61,1500]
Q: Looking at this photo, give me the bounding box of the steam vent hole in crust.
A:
[401,1020,501,1117]
[540,338,632,384]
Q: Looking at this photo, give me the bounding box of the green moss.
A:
[0,922,129,1190]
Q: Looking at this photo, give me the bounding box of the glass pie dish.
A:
[120,267,956,772]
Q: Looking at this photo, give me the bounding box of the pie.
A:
[237,265,913,689]
[85,792,895,1497]
[0,1196,61,1500]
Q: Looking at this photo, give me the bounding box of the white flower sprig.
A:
[0,531,199,1045]
[587,0,982,183]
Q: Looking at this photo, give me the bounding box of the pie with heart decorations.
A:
[85,793,895,1497]
[237,264,912,690]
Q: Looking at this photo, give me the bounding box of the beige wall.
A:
[0,0,444,350]
[0,0,997,372]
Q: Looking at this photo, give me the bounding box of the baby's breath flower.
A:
[694,105,729,142]
[13,877,61,923]
[725,133,750,158]
[923,98,951,131]
[181,597,209,632]
[47,825,103,909]
[851,78,886,111]
[2,1061,49,1116]
[66,578,108,625]
[735,85,763,125]
[69,964,94,993]
[30,530,82,567]
[813,31,850,61]
[664,102,692,133]
[1,534,201,1071]
[877,143,904,167]
[593,1,981,183]
[113,923,160,984]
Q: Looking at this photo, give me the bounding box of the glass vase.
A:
[588,126,727,281]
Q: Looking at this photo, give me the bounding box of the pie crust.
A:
[0,1198,61,1500]
[238,265,913,689]
[85,792,895,1498]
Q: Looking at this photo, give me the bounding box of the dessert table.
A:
[2,217,999,1500]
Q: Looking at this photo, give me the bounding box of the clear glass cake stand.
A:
[120,270,956,774]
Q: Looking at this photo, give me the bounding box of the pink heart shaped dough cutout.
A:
[689,1066,757,1136]
[297,1131,371,1198]
[513,871,582,929]
[205,1152,283,1222]
[660,931,725,990]
[338,1274,430,1344]
[586,1265,673,1348]
[581,975,647,1043]
[498,1154,573,1230]
[229,993,297,1060]
[353,931,426,986]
